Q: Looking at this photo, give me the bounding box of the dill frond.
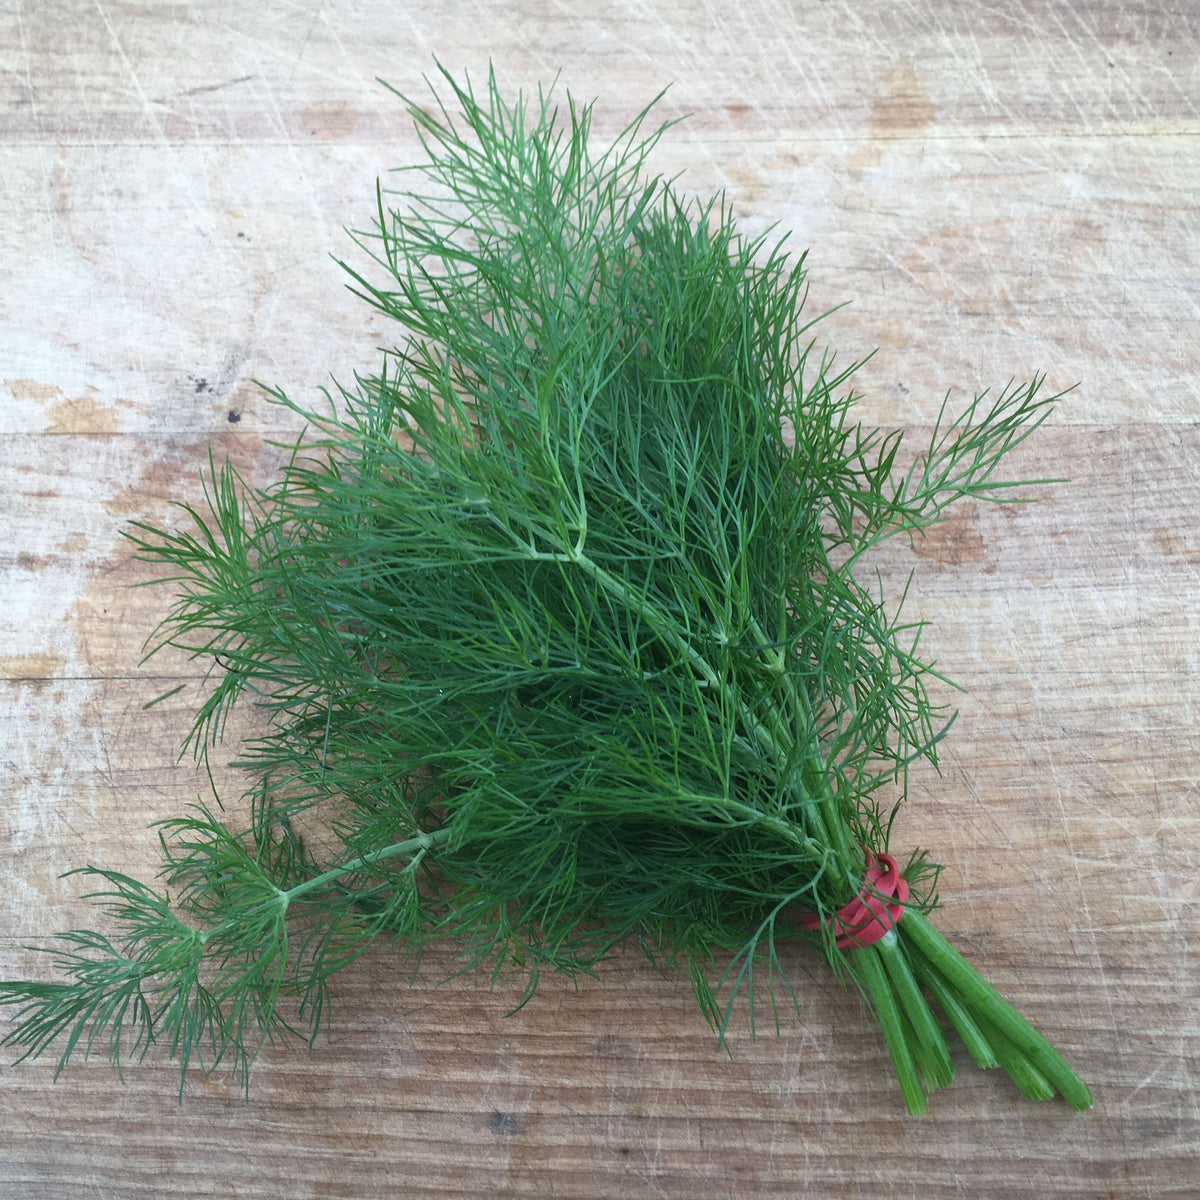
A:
[1,63,1089,1114]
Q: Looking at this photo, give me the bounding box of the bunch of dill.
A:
[1,65,1090,1114]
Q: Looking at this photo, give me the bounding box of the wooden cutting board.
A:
[2,3,1197,1197]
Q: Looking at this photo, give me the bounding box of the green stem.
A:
[856,943,927,1115]
[282,827,447,904]
[919,960,998,1070]
[894,998,945,1096]
[762,653,856,866]
[970,1008,1056,1102]
[899,910,1093,1111]
[746,614,855,875]
[575,549,849,886]
[873,929,954,1089]
[197,827,448,948]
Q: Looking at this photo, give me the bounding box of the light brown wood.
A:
[2,2,1197,1196]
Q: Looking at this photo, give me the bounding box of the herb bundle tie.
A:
[802,851,909,950]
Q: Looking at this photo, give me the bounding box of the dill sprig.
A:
[1,64,1090,1114]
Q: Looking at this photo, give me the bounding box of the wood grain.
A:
[2,2,1197,1197]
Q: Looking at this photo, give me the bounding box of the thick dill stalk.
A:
[1,64,1090,1114]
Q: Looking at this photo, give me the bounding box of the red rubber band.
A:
[802,850,909,949]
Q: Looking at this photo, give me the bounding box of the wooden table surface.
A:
[2,2,1197,1197]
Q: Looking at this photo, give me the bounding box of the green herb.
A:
[1,65,1091,1114]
